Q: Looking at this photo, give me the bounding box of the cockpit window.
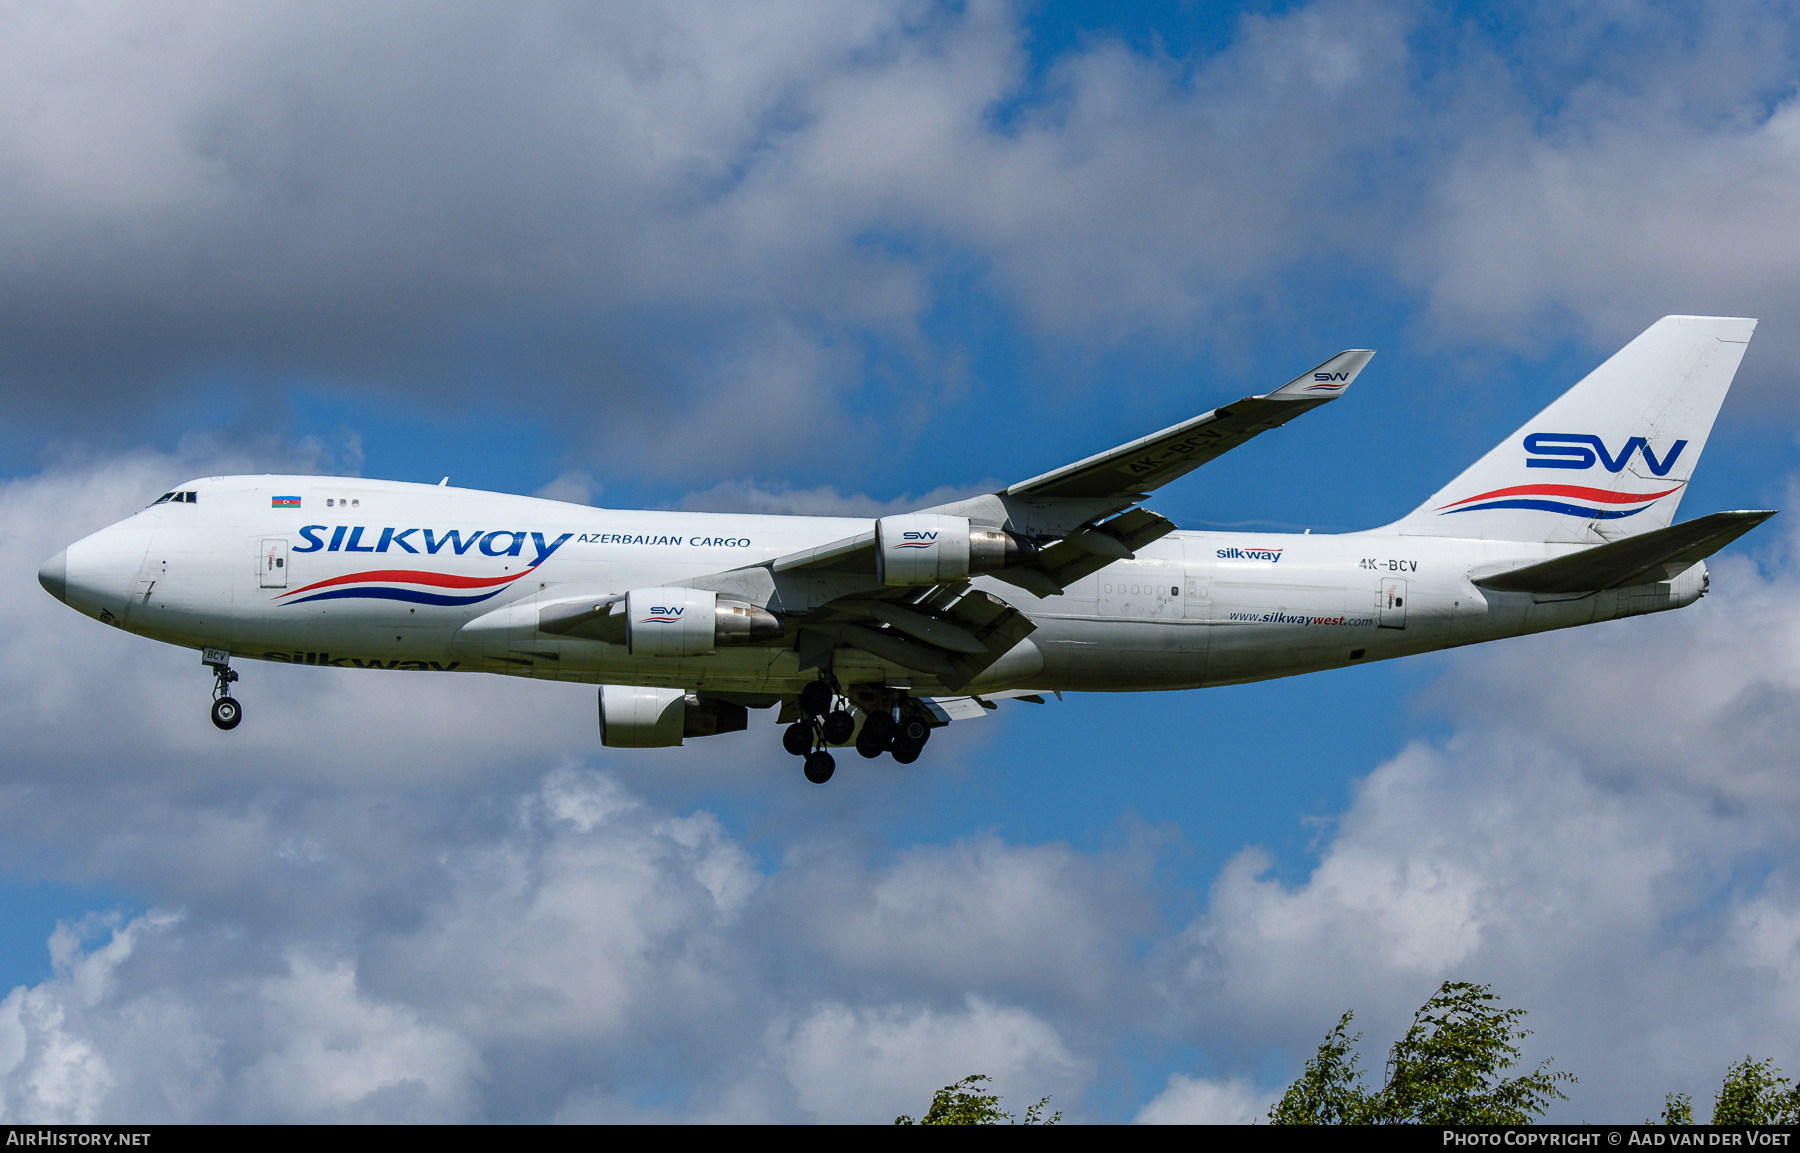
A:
[148,491,197,507]
[150,492,175,506]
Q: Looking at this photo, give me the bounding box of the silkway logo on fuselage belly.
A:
[1438,433,1689,520]
[279,527,573,607]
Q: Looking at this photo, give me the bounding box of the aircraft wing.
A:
[594,348,1374,683]
[1003,349,1374,503]
[1474,509,1775,594]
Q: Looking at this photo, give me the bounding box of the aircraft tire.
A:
[803,751,836,784]
[898,716,929,745]
[211,696,242,731]
[890,741,920,765]
[782,721,813,757]
[855,727,890,759]
[798,680,833,717]
[862,712,896,741]
[821,709,855,745]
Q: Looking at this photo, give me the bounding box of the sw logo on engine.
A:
[1524,433,1688,476]
[894,531,938,549]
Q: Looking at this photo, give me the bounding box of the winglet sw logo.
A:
[1303,371,1350,393]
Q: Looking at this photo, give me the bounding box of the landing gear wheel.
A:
[803,751,836,784]
[798,680,834,717]
[211,696,242,730]
[890,740,920,765]
[862,712,896,741]
[855,726,891,759]
[821,709,855,745]
[204,650,241,731]
[782,721,814,757]
[897,715,930,746]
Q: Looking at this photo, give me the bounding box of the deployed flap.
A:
[819,585,1037,691]
[991,507,1177,596]
[918,689,1051,724]
[1475,510,1775,594]
[1003,350,1372,503]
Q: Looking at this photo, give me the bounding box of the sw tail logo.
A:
[1524,433,1687,476]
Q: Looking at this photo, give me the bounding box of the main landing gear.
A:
[785,677,849,784]
[203,649,242,731]
[781,678,934,783]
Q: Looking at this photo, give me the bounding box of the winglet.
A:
[1264,350,1376,401]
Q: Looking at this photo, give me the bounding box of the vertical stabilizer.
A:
[1388,315,1756,543]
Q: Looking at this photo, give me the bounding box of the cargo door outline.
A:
[1379,578,1407,629]
[259,538,289,589]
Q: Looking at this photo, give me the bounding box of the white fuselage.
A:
[44,475,1705,698]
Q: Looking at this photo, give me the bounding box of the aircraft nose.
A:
[37,550,68,604]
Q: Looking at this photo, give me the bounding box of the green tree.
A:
[894,1074,1061,1125]
[1711,1057,1800,1125]
[1653,1092,1694,1125]
[1269,981,1573,1125]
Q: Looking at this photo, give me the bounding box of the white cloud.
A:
[1134,1073,1272,1124]
[776,997,1087,1124]
[533,471,599,506]
[1155,522,1800,1117]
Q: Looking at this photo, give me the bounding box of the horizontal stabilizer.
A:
[1474,510,1775,594]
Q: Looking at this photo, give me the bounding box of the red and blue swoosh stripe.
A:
[1436,482,1684,520]
[276,565,540,607]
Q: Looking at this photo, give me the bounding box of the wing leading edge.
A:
[1002,349,1374,504]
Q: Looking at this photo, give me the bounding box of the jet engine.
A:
[624,588,782,656]
[598,685,750,748]
[875,514,1037,586]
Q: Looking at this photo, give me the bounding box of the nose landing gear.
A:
[203,648,242,731]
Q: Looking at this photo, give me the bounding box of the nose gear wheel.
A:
[203,650,241,731]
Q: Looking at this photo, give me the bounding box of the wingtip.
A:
[1267,348,1375,400]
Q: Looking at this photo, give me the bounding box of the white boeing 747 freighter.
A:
[38,316,1772,783]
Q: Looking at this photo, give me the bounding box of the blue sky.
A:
[1,0,1799,1123]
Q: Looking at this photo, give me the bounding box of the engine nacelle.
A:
[626,588,717,656]
[623,587,783,655]
[876,514,1037,586]
[877,514,970,585]
[598,685,749,748]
